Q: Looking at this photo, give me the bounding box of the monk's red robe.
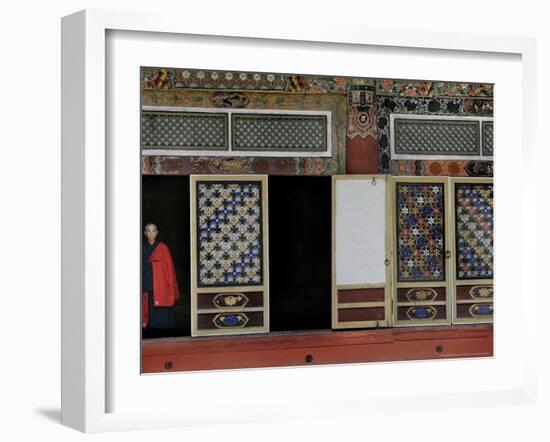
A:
[142,242,180,328]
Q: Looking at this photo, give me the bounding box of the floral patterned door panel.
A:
[451,178,493,324]
[332,175,392,329]
[392,177,452,326]
[190,175,269,337]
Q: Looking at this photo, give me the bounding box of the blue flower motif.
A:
[427,256,438,268]
[478,305,492,315]
[415,308,428,318]
[223,315,239,326]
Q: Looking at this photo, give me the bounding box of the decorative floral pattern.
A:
[347,105,377,139]
[141,68,173,89]
[288,75,346,93]
[141,155,335,176]
[377,79,435,97]
[469,303,493,317]
[172,69,287,91]
[197,182,263,287]
[455,183,493,279]
[406,306,437,320]
[464,161,493,177]
[141,67,347,93]
[376,79,493,98]
[405,288,439,302]
[469,285,493,299]
[213,293,249,308]
[391,160,494,177]
[209,91,250,108]
[464,99,494,116]
[396,183,445,282]
[213,313,249,328]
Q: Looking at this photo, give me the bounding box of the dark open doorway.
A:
[141,175,191,338]
[268,176,332,331]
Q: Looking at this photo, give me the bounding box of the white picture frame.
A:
[61,9,538,433]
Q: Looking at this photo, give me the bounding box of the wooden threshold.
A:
[141,324,493,374]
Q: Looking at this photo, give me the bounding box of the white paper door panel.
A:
[335,178,386,285]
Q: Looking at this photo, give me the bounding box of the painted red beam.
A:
[141,324,493,373]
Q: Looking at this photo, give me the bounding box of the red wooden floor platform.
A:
[141,324,492,373]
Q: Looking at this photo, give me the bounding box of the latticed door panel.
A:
[451,178,494,324]
[391,177,452,326]
[190,175,269,336]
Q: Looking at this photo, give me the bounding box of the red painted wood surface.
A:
[141,325,493,373]
[346,136,379,174]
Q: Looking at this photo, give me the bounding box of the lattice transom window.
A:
[390,114,493,160]
[141,107,332,157]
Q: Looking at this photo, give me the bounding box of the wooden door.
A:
[450,178,494,324]
[332,175,392,329]
[190,175,270,336]
[391,177,452,326]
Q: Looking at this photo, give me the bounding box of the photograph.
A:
[139,67,494,373]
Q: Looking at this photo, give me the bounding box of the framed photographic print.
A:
[61,9,537,433]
